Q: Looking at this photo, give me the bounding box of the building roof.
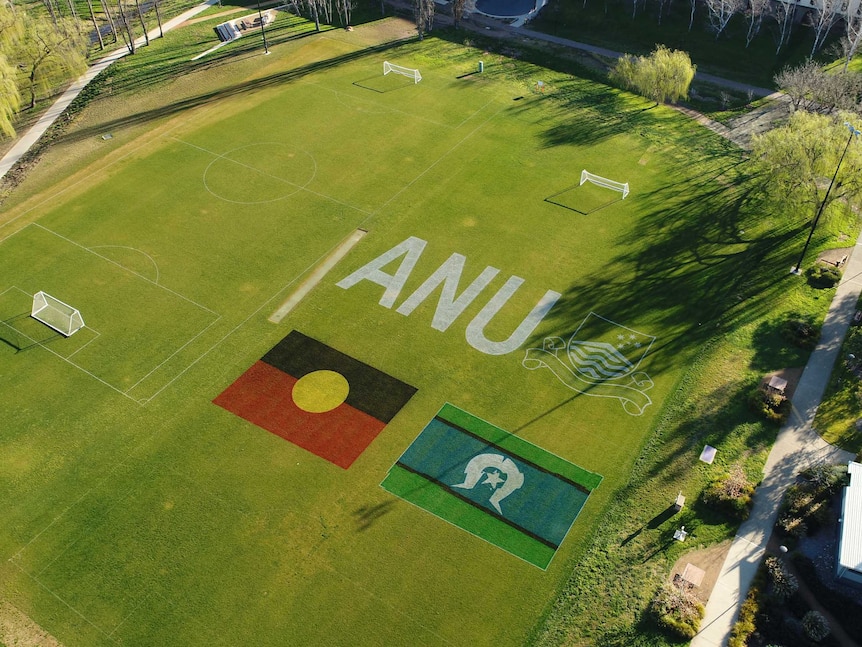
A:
[840,462,862,574]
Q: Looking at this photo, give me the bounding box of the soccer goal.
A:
[383,61,422,84]
[580,170,630,200]
[31,291,85,337]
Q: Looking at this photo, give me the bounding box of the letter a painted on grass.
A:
[395,253,500,331]
[336,236,426,308]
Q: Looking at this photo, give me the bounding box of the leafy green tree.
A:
[752,111,862,233]
[0,2,23,137]
[15,13,87,110]
[610,45,696,106]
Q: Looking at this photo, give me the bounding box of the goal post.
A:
[31,291,85,337]
[383,61,422,84]
[580,170,630,199]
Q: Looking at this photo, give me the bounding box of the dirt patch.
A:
[760,366,804,400]
[0,599,63,647]
[669,539,733,604]
[818,246,854,268]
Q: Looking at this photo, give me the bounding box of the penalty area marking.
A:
[269,228,367,323]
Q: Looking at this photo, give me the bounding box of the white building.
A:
[838,461,862,587]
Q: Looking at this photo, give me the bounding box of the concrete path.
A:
[0,0,221,183]
[691,253,860,646]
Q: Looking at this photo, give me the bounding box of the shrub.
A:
[807,263,842,289]
[749,388,791,423]
[765,556,798,600]
[802,610,830,642]
[650,581,705,640]
[703,463,756,520]
[781,316,820,350]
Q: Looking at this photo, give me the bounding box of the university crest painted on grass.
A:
[381,403,602,569]
[523,312,656,416]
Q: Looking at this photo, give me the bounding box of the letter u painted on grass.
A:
[336,236,560,356]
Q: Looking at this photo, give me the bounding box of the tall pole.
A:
[792,122,861,274]
[256,0,270,55]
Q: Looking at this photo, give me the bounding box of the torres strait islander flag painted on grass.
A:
[381,404,602,569]
[214,331,417,469]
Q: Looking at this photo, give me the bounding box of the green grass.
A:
[0,13,856,647]
[814,314,862,455]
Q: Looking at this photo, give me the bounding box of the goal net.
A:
[580,170,630,199]
[383,61,422,84]
[31,291,85,337]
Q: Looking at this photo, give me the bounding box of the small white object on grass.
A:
[699,445,717,464]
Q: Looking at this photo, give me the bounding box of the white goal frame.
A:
[383,61,422,84]
[31,291,85,337]
[580,170,630,200]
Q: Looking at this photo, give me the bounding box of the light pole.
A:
[256,0,270,55]
[792,121,861,274]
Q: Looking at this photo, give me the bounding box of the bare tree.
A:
[413,0,433,39]
[100,0,118,43]
[335,0,353,27]
[770,0,795,53]
[85,0,104,49]
[810,0,842,55]
[703,0,744,37]
[133,0,148,46]
[452,0,466,28]
[843,6,862,70]
[116,0,135,53]
[655,0,673,24]
[776,59,823,111]
[153,0,163,38]
[745,0,769,46]
[688,0,697,29]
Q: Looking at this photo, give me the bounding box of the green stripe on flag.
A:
[437,403,603,491]
[381,465,557,569]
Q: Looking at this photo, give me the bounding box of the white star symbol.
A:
[483,470,504,489]
[616,334,625,340]
[628,334,636,340]
[634,342,642,348]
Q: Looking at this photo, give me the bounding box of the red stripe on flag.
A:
[214,361,386,469]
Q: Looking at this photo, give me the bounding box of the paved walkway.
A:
[691,256,860,645]
[0,0,221,183]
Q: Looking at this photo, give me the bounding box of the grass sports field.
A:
[0,9,822,646]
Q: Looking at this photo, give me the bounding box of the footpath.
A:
[0,0,221,183]
[691,260,860,645]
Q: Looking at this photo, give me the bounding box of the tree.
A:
[810,0,842,55]
[842,6,862,71]
[745,0,769,46]
[610,45,696,106]
[0,1,23,137]
[703,0,744,37]
[771,0,796,54]
[413,0,433,39]
[334,0,353,27]
[753,111,862,235]
[15,13,87,109]
[775,60,862,113]
[452,0,466,28]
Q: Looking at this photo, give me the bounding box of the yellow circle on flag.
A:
[292,370,349,413]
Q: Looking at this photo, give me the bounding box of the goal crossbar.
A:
[31,291,85,337]
[383,61,421,84]
[580,170,630,199]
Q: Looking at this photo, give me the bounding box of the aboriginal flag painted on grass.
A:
[214,331,417,469]
[381,404,602,569]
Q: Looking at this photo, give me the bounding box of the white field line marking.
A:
[0,317,140,403]
[88,245,161,284]
[269,228,366,323]
[0,117,195,238]
[319,561,458,646]
[32,224,219,317]
[107,592,152,638]
[8,562,117,644]
[141,228,368,402]
[65,328,101,359]
[125,313,222,397]
[200,143,318,205]
[362,103,504,226]
[173,138,372,215]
